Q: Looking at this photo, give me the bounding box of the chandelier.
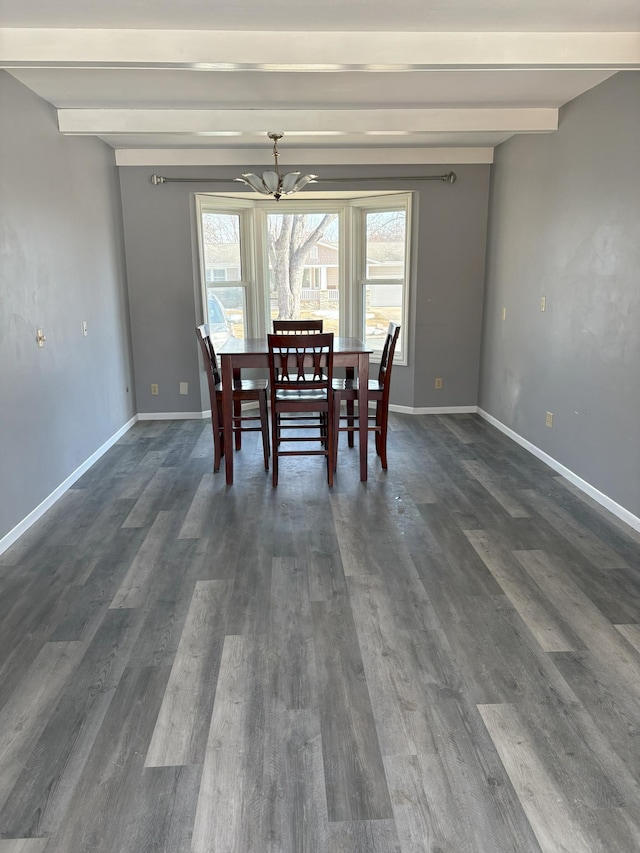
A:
[234,132,318,201]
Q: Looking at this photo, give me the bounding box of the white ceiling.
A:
[1,1,639,167]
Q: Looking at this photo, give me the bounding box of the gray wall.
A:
[479,72,640,517]
[119,169,204,415]
[0,72,136,541]
[119,164,490,413]
[412,166,489,408]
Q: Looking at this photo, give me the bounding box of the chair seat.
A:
[214,378,269,394]
[275,387,329,402]
[332,378,384,396]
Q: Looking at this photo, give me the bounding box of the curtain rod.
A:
[150,172,457,186]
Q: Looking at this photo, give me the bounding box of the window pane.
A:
[267,211,340,335]
[365,210,405,280]
[202,212,241,282]
[206,286,246,345]
[364,283,403,355]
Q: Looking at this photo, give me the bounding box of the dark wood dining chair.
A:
[196,324,270,473]
[333,323,400,470]
[272,320,325,434]
[268,332,335,487]
[272,319,324,333]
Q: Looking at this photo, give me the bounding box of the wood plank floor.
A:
[1,413,640,852]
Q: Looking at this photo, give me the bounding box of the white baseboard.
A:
[137,404,259,420]
[477,408,640,534]
[390,404,478,415]
[137,411,208,420]
[0,415,138,557]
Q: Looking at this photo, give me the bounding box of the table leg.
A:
[221,354,235,485]
[357,352,369,481]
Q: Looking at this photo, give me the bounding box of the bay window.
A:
[196,192,410,363]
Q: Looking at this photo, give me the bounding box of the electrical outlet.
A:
[151,383,159,395]
[502,307,507,320]
[435,377,443,390]
[545,411,553,428]
[540,296,546,312]
[36,328,46,348]
[179,382,188,395]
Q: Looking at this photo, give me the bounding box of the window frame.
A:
[195,195,257,337]
[350,193,411,365]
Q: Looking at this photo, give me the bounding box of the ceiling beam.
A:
[114,147,495,166]
[57,108,558,135]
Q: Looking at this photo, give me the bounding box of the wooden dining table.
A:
[218,336,372,485]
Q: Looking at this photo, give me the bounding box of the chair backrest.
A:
[272,319,324,334]
[378,323,401,396]
[268,332,334,392]
[196,324,221,386]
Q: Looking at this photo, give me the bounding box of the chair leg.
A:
[346,399,355,447]
[335,402,340,471]
[271,407,279,487]
[213,427,222,473]
[374,402,383,457]
[378,403,389,469]
[321,411,328,448]
[233,399,242,450]
[259,392,270,472]
[344,367,355,448]
[212,402,224,473]
[326,407,334,487]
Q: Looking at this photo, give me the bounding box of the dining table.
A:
[218,336,372,485]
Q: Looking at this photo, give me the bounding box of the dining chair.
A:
[272,319,324,333]
[272,320,325,434]
[196,324,270,473]
[333,323,400,470]
[268,332,335,487]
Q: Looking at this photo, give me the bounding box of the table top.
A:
[218,336,372,356]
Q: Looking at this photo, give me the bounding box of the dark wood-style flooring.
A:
[1,413,640,852]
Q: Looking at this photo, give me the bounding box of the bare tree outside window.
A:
[267,212,339,325]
